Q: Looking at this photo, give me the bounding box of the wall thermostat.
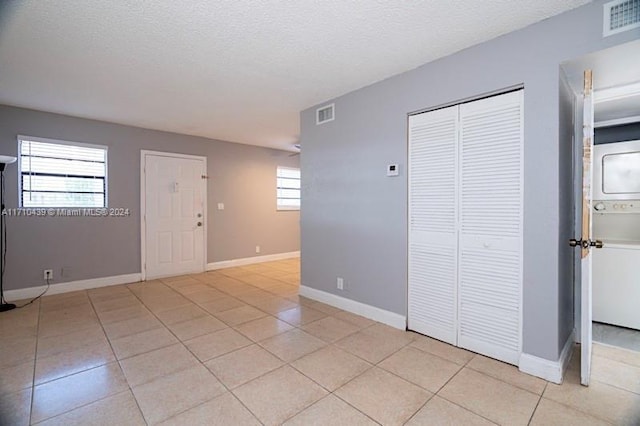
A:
[387,164,399,177]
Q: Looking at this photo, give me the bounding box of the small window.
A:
[277,166,300,210]
[19,136,107,208]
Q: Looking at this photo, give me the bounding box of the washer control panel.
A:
[593,200,640,213]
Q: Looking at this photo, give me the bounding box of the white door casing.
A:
[141,151,206,280]
[580,70,595,387]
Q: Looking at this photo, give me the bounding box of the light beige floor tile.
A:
[249,297,298,315]
[155,304,208,325]
[0,360,34,396]
[133,364,226,424]
[0,336,37,369]
[233,365,327,426]
[184,289,228,303]
[259,329,327,362]
[411,334,475,365]
[184,328,252,361]
[102,314,163,340]
[96,304,152,325]
[158,392,260,426]
[544,365,640,425]
[379,346,462,392]
[277,305,327,326]
[301,316,361,342]
[205,344,284,389]
[335,367,431,426]
[110,327,178,359]
[593,343,640,368]
[37,326,107,359]
[284,394,376,426]
[406,396,495,426]
[143,296,193,313]
[592,354,640,394]
[38,317,102,338]
[119,344,200,387]
[0,387,31,426]
[37,390,145,426]
[35,341,115,384]
[439,368,539,426]
[467,354,547,394]
[332,311,375,328]
[91,295,142,313]
[234,316,294,341]
[199,296,246,313]
[167,315,227,341]
[31,362,128,423]
[215,305,268,326]
[334,324,413,364]
[291,345,371,391]
[529,398,609,426]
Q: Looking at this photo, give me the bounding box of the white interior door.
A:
[580,70,595,386]
[143,152,206,279]
[458,90,524,365]
[408,105,459,345]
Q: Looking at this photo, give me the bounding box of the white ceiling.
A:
[0,0,590,151]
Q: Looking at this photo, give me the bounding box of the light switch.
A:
[217,203,224,210]
[387,164,399,177]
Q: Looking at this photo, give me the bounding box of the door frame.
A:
[140,150,208,281]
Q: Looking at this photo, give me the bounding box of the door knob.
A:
[590,240,603,249]
[569,239,580,247]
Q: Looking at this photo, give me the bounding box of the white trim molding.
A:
[4,273,142,301]
[519,329,575,384]
[207,251,300,270]
[299,285,407,330]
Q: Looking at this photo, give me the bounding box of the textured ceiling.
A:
[0,0,590,151]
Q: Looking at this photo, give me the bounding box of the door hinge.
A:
[201,175,209,179]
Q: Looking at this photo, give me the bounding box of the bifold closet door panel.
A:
[408,105,459,345]
[458,90,523,365]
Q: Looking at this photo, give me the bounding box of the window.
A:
[19,136,107,208]
[276,166,300,210]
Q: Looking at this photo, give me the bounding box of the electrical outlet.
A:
[337,277,344,290]
[256,245,261,254]
[44,269,53,280]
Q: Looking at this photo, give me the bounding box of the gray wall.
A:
[300,0,639,362]
[0,105,300,291]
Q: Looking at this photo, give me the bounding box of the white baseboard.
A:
[207,251,300,270]
[299,285,407,330]
[4,273,142,301]
[519,329,575,384]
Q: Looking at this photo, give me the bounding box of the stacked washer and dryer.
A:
[592,138,640,331]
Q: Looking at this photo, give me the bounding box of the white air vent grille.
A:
[316,104,335,125]
[604,0,640,36]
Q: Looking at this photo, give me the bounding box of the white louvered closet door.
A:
[458,90,523,365]
[408,105,459,345]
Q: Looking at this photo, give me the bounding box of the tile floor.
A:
[0,259,639,425]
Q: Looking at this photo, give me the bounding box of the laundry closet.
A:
[407,89,523,365]
[591,88,640,335]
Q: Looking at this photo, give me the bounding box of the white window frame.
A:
[17,135,108,208]
[276,166,300,211]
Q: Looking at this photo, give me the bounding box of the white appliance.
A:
[592,140,640,331]
[593,139,640,202]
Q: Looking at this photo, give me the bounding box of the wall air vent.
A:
[603,0,640,36]
[316,103,335,125]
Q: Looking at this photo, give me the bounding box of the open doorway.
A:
[561,39,640,384]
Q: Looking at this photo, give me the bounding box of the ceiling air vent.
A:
[603,0,640,36]
[316,103,335,125]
